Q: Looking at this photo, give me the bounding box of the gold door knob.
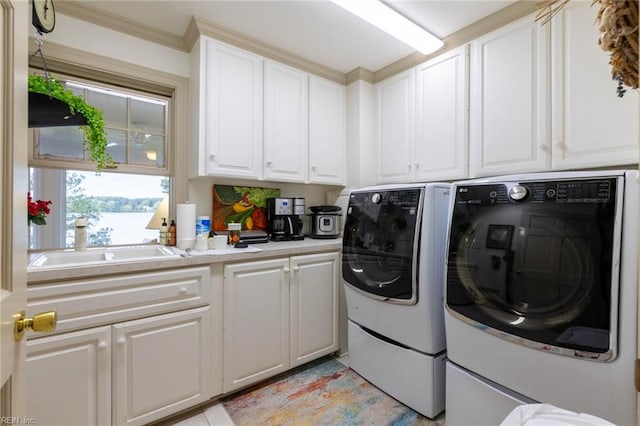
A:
[14,310,57,341]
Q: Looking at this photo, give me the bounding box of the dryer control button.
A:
[509,185,528,201]
[371,193,382,204]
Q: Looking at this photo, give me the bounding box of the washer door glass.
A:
[447,179,617,356]
[342,189,421,302]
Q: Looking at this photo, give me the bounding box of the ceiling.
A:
[63,0,519,74]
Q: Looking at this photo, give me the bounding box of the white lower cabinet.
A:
[27,327,112,426]
[223,252,340,393]
[113,307,211,426]
[26,266,216,426]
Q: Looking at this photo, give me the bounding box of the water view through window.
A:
[29,168,169,249]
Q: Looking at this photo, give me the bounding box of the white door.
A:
[204,38,263,179]
[415,45,469,181]
[263,60,308,183]
[223,258,290,393]
[376,68,415,183]
[290,253,339,368]
[550,1,639,169]
[308,76,346,185]
[0,0,29,418]
[469,13,550,177]
[113,307,211,426]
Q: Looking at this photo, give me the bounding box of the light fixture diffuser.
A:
[331,0,443,55]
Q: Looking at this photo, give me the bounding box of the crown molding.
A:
[191,17,346,85]
[345,67,375,85]
[55,0,539,86]
[55,1,188,52]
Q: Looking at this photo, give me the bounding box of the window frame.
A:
[26,41,191,250]
[29,69,174,177]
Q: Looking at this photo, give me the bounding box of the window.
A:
[29,75,174,250]
[33,77,170,173]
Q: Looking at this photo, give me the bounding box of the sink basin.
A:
[28,245,180,268]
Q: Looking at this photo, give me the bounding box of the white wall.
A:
[346,80,376,188]
[42,14,190,78]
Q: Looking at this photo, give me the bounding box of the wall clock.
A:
[33,0,55,34]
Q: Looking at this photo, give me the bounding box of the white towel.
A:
[500,404,616,426]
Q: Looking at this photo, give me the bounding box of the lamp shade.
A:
[146,194,169,230]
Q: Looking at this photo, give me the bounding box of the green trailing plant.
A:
[28,73,114,172]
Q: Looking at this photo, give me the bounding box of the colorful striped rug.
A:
[223,357,442,425]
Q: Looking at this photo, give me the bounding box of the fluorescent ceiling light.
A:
[331,0,443,55]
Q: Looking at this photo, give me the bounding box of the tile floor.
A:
[160,354,445,425]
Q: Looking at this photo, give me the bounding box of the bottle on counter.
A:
[159,218,168,245]
[168,219,177,246]
[74,217,88,251]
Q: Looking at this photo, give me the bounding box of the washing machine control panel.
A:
[456,178,614,205]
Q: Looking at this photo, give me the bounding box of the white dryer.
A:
[342,183,451,418]
[444,170,638,426]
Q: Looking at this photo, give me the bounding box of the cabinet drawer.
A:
[27,266,212,336]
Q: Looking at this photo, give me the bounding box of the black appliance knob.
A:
[508,185,528,201]
[371,193,382,204]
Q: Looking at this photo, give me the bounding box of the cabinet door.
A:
[290,252,340,368]
[204,38,263,178]
[469,14,550,177]
[376,68,415,183]
[263,60,308,183]
[27,327,111,426]
[223,258,290,393]
[309,76,346,185]
[113,307,212,426]
[551,1,639,169]
[416,45,469,181]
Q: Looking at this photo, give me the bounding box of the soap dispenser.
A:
[159,218,168,245]
[74,217,88,251]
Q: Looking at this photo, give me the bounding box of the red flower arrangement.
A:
[28,193,52,226]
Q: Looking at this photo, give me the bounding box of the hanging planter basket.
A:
[536,0,639,97]
[28,73,114,172]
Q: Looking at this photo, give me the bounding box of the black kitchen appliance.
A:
[308,205,342,239]
[266,197,304,241]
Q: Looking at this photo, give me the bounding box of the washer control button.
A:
[509,185,528,201]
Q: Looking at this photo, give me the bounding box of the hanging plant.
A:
[28,73,114,172]
[535,0,638,97]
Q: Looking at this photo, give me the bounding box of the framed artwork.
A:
[212,185,280,231]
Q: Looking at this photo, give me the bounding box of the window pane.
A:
[106,129,128,163]
[131,98,165,134]
[32,76,169,172]
[29,168,170,249]
[86,90,128,128]
[37,127,85,159]
[130,133,165,167]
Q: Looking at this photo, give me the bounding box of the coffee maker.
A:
[266,197,305,241]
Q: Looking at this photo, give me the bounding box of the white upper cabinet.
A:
[376,68,416,183]
[376,46,469,184]
[263,60,309,182]
[469,13,550,177]
[308,76,346,185]
[190,36,346,185]
[550,1,638,169]
[415,45,469,181]
[191,37,263,179]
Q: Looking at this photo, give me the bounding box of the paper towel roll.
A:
[176,202,196,250]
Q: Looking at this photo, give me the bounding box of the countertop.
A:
[27,238,343,284]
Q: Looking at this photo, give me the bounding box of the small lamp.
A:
[146,194,169,229]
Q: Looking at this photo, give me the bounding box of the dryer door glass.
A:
[342,188,422,303]
[446,178,618,357]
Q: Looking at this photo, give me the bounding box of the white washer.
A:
[342,183,451,418]
[444,170,638,426]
